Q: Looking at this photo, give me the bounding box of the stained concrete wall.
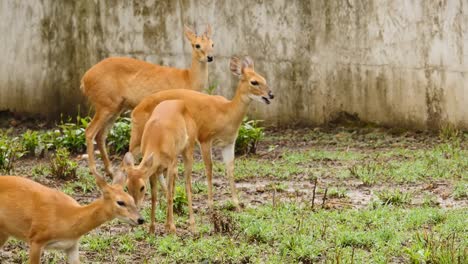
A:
[0,0,467,129]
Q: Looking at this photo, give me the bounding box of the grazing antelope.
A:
[122,100,197,234]
[0,171,143,264]
[130,56,274,211]
[80,24,214,177]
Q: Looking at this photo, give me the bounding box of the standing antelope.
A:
[122,100,197,234]
[80,24,214,177]
[129,56,274,211]
[0,171,143,264]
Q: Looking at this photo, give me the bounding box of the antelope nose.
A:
[268,91,274,99]
[207,56,213,62]
[137,217,145,225]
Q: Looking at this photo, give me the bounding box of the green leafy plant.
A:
[54,115,90,153]
[173,184,188,215]
[0,131,26,172]
[235,118,264,155]
[21,130,40,156]
[49,148,78,180]
[108,117,131,154]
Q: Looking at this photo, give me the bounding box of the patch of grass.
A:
[265,182,287,192]
[349,161,382,186]
[452,182,467,200]
[438,123,460,141]
[62,167,96,195]
[192,181,208,194]
[235,158,306,180]
[82,234,113,253]
[422,193,440,207]
[376,189,412,206]
[31,164,50,181]
[328,187,348,198]
[49,148,78,180]
[404,232,467,263]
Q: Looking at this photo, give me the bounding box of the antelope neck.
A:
[188,55,208,90]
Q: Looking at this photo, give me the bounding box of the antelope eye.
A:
[250,80,259,86]
[140,186,145,192]
[195,44,201,49]
[117,201,126,207]
[212,44,214,47]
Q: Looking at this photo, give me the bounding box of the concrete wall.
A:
[0,0,467,129]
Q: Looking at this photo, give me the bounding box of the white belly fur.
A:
[46,239,77,250]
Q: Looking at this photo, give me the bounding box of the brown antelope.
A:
[129,56,274,211]
[122,100,197,233]
[0,171,143,264]
[80,24,214,177]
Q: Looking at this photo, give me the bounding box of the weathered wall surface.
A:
[0,0,467,129]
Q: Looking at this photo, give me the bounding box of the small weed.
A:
[173,184,188,215]
[62,168,96,195]
[349,161,382,186]
[193,181,208,194]
[21,130,40,156]
[49,148,78,180]
[452,183,467,200]
[376,189,411,206]
[32,164,50,177]
[235,118,264,155]
[0,131,25,172]
[328,187,348,199]
[422,193,439,207]
[438,123,460,141]
[205,82,219,95]
[265,182,287,192]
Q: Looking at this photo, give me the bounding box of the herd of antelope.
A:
[0,24,274,263]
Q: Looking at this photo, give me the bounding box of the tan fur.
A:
[122,100,197,234]
[81,25,214,176]
[0,173,142,264]
[130,56,274,210]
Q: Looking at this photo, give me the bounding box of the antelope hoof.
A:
[165,223,176,234]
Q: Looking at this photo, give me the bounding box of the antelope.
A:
[0,171,143,264]
[80,24,214,177]
[129,56,274,211]
[122,100,197,234]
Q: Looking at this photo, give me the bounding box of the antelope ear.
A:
[142,153,154,169]
[242,56,254,71]
[112,170,127,187]
[230,56,242,77]
[123,152,135,167]
[90,167,108,190]
[204,24,213,38]
[184,25,197,42]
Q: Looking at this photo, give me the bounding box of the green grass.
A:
[1,127,466,263]
[74,203,467,263]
